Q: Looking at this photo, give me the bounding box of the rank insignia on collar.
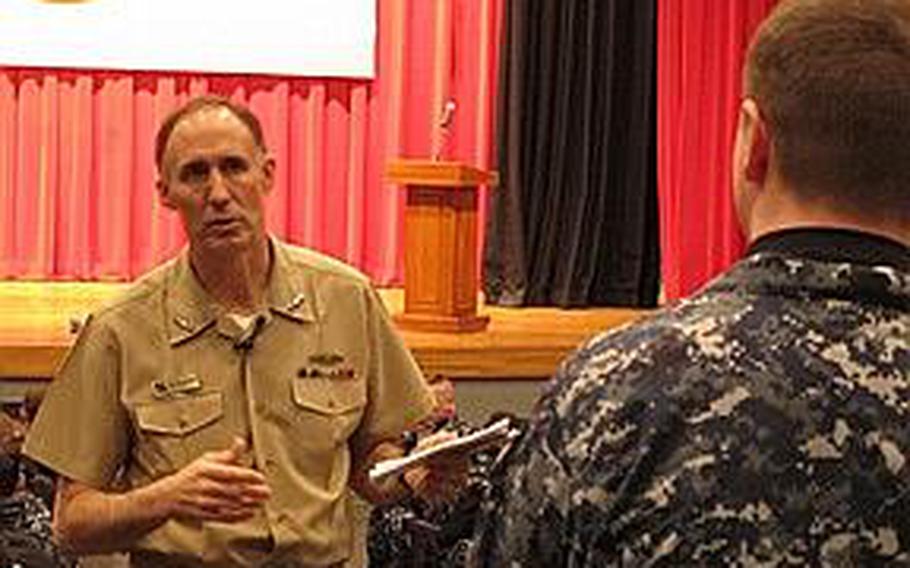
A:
[173,316,195,332]
[287,293,306,311]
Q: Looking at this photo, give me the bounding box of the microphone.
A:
[439,99,457,130]
[433,99,457,161]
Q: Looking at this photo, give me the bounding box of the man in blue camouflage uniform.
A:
[477,0,910,565]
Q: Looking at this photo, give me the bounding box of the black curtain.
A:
[484,0,659,308]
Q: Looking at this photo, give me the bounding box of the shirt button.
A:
[254,401,266,413]
[264,457,276,469]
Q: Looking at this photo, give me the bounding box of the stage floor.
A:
[0,282,650,380]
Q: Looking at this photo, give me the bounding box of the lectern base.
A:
[394,312,490,333]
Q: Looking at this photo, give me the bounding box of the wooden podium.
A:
[386,160,492,333]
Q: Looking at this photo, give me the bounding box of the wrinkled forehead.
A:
[163,107,261,169]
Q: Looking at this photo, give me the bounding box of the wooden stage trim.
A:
[0,282,649,380]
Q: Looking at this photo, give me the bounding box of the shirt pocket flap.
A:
[292,378,365,416]
[135,392,223,436]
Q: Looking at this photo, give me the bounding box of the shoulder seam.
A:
[90,280,162,320]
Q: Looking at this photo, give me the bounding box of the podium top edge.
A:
[385,160,497,188]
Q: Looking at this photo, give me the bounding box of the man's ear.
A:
[260,155,276,195]
[740,99,770,184]
[156,178,177,210]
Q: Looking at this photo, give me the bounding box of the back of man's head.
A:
[745,0,910,217]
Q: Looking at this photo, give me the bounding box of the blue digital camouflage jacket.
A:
[478,242,909,567]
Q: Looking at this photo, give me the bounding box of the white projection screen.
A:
[0,0,375,78]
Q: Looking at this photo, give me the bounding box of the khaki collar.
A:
[166,238,317,346]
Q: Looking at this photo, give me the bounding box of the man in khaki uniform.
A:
[23,96,447,567]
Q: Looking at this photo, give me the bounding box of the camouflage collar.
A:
[709,252,910,312]
[748,228,909,272]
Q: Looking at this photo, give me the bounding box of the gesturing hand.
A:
[157,436,271,523]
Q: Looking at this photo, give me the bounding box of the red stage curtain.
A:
[0,0,502,283]
[657,0,777,300]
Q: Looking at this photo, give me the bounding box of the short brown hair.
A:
[744,0,910,213]
[154,95,267,173]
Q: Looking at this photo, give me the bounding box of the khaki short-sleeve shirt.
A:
[24,240,435,567]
